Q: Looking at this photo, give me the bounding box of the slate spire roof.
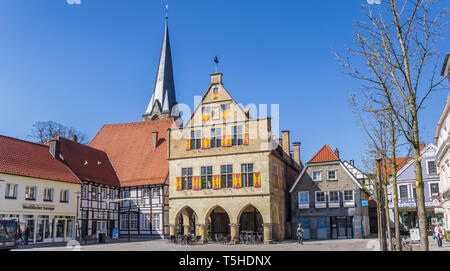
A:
[144,15,178,118]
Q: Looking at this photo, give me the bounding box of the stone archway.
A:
[237,204,264,243]
[205,205,231,242]
[174,206,198,237]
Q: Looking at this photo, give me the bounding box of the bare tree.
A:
[29,121,88,144]
[336,0,448,250]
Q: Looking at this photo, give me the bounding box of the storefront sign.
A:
[22,204,55,211]
[361,200,369,206]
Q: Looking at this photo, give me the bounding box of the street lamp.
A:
[75,191,81,242]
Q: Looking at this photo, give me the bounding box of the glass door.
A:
[36,219,44,242]
[44,218,53,242]
[317,217,328,239]
[26,218,35,243]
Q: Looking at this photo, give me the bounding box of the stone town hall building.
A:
[167,73,301,244]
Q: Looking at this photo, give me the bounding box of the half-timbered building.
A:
[48,137,120,240]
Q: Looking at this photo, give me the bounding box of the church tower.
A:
[142,10,178,121]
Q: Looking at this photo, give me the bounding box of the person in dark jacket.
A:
[24,227,30,245]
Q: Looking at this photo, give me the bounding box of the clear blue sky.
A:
[0,0,448,169]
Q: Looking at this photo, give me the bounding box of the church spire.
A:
[143,7,178,121]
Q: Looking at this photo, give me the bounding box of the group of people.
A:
[430,222,445,248]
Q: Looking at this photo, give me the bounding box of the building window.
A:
[427,161,437,175]
[60,190,69,203]
[211,128,222,148]
[221,165,233,188]
[202,106,211,121]
[211,106,220,120]
[327,170,337,180]
[329,191,339,203]
[221,104,231,118]
[81,185,88,199]
[201,166,213,189]
[152,188,159,199]
[130,214,138,230]
[43,188,54,202]
[232,125,243,146]
[143,214,150,230]
[5,184,17,199]
[102,187,107,199]
[413,187,416,199]
[25,186,37,200]
[315,191,326,203]
[92,186,97,200]
[143,188,149,198]
[430,183,440,197]
[121,189,130,199]
[241,163,254,187]
[182,168,193,190]
[190,130,201,150]
[298,192,309,208]
[120,214,128,230]
[344,190,354,201]
[152,214,161,231]
[399,185,409,200]
[312,171,322,181]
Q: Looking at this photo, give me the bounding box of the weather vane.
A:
[214,56,219,73]
[165,4,169,20]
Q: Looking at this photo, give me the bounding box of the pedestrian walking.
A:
[430,222,436,239]
[24,226,30,245]
[434,223,445,248]
[296,223,304,245]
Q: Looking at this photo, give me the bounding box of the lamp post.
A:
[75,191,81,242]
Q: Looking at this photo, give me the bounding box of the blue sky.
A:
[0,0,448,169]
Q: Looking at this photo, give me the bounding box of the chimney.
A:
[293,142,301,166]
[211,73,223,85]
[49,138,60,159]
[281,131,290,159]
[334,148,340,159]
[71,134,78,143]
[152,132,158,150]
[350,159,355,166]
[244,108,250,119]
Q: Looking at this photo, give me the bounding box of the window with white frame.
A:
[315,191,326,203]
[344,190,354,201]
[130,214,138,230]
[25,186,37,200]
[399,185,409,200]
[43,188,54,202]
[327,170,337,180]
[81,185,88,199]
[152,214,161,231]
[5,184,17,199]
[298,192,309,208]
[102,187,107,199]
[142,214,150,230]
[152,188,160,199]
[143,188,149,198]
[430,183,439,197]
[120,214,128,230]
[427,160,437,175]
[329,191,339,203]
[312,171,322,181]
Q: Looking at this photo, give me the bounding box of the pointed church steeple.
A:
[143,9,178,121]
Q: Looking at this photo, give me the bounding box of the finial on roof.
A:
[165,4,168,20]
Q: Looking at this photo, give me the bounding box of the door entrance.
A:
[331,216,353,239]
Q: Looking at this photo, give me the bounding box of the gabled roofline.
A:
[394,143,437,180]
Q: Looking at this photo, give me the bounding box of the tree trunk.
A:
[376,183,384,251]
[392,175,402,251]
[383,183,392,251]
[412,144,429,250]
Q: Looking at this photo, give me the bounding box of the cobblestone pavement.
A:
[11,237,450,251]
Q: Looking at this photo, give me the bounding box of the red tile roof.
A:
[0,135,81,184]
[308,144,340,164]
[89,119,175,187]
[55,137,120,187]
[378,157,412,181]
